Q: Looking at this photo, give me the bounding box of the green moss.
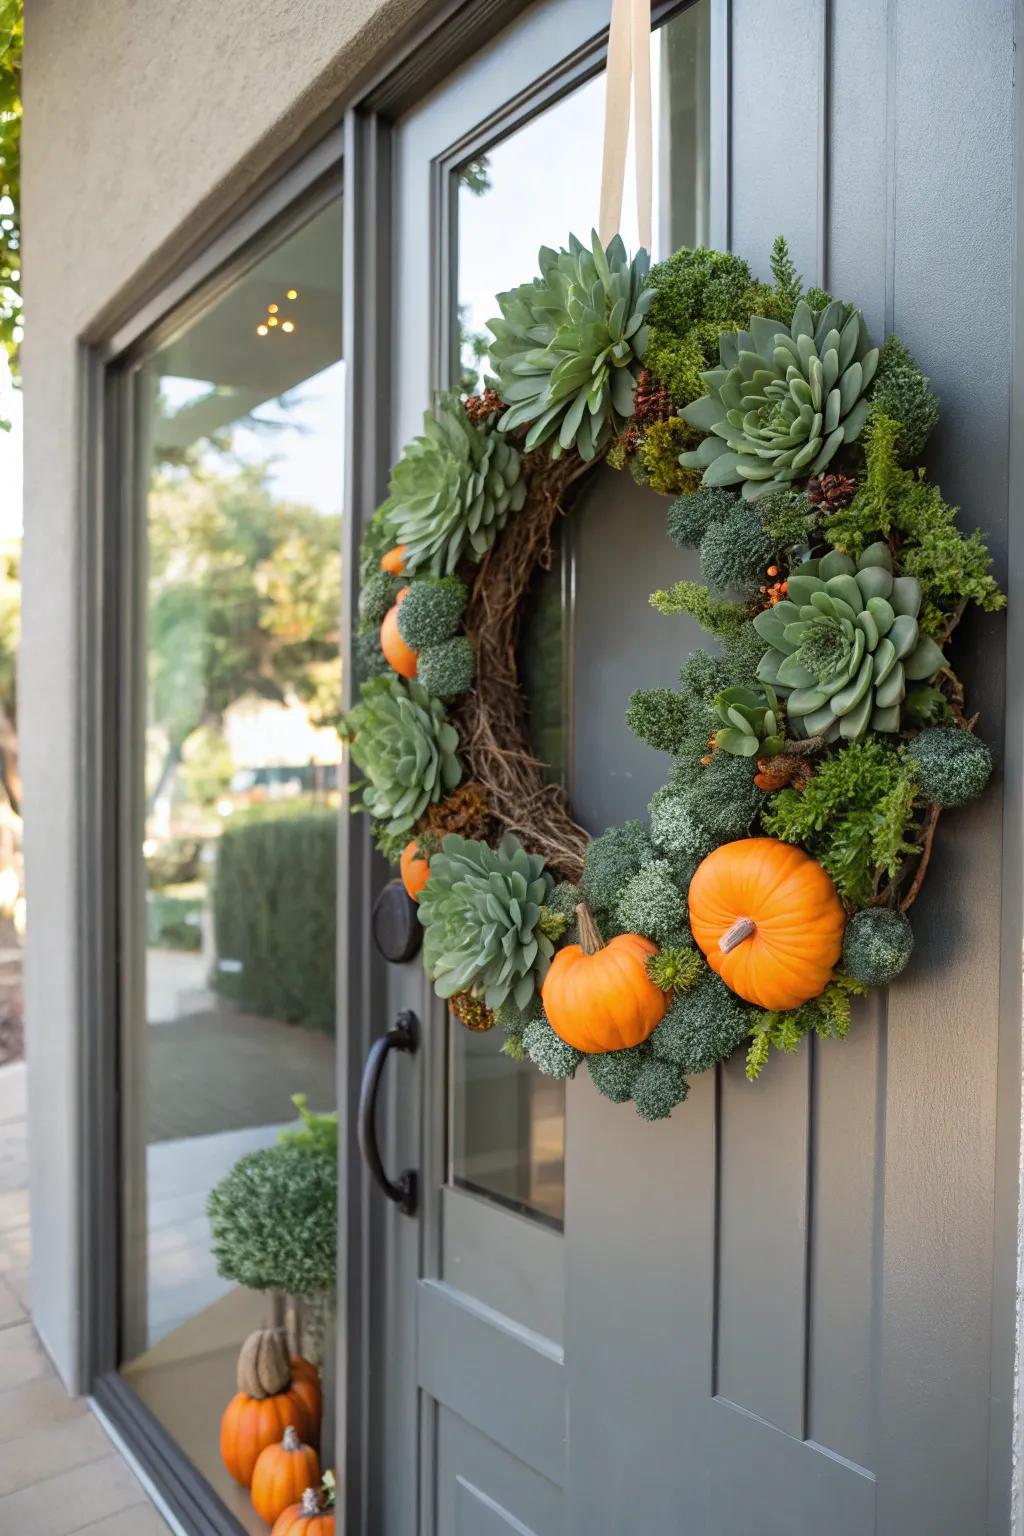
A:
[842,908,914,986]
[907,727,993,807]
[761,739,920,906]
[670,752,761,841]
[649,785,715,862]
[636,417,703,495]
[699,501,777,595]
[416,636,476,698]
[650,972,750,1074]
[626,688,693,755]
[582,821,655,929]
[631,1058,690,1121]
[649,579,751,638]
[720,621,771,687]
[587,1045,646,1104]
[643,326,708,406]
[666,486,739,549]
[614,859,689,946]
[358,569,402,630]
[745,974,867,1081]
[646,945,703,994]
[870,336,939,462]
[523,1016,583,1079]
[546,881,583,939]
[756,489,819,552]
[396,576,467,649]
[354,627,391,681]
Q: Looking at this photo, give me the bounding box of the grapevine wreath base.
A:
[342,233,1003,1120]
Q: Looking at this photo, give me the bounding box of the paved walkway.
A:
[0,1062,174,1535]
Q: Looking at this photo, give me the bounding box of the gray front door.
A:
[358,1,1017,1532]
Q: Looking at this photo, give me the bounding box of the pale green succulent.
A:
[488,230,652,461]
[343,675,461,836]
[385,392,526,576]
[752,543,946,741]
[418,833,555,1011]
[712,685,785,758]
[679,298,878,499]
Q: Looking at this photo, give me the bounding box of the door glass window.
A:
[449,2,711,1229]
[120,196,343,1533]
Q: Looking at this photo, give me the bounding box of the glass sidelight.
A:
[118,193,343,1530]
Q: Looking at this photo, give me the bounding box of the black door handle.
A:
[357,1010,418,1216]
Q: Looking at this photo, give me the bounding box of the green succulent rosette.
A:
[488,230,653,461]
[711,684,785,758]
[385,392,526,576]
[343,675,462,836]
[419,832,555,1011]
[680,298,878,499]
[752,542,946,741]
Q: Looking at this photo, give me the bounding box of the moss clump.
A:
[669,752,761,841]
[636,417,703,495]
[650,972,750,1074]
[667,486,739,549]
[587,1046,645,1104]
[842,908,914,986]
[631,1058,690,1121]
[762,739,919,906]
[756,489,819,552]
[649,786,715,863]
[523,1016,583,1079]
[354,626,391,681]
[417,636,476,698]
[614,859,689,946]
[699,501,778,595]
[649,580,751,638]
[907,727,992,807]
[359,569,403,629]
[720,620,771,687]
[582,822,655,929]
[546,881,582,943]
[626,688,693,755]
[869,337,939,462]
[644,247,757,402]
[396,576,467,649]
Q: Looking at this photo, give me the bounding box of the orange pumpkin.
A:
[272,1490,336,1536]
[542,902,669,1053]
[289,1357,323,1443]
[220,1329,312,1487]
[400,839,431,901]
[380,586,417,679]
[251,1426,321,1526]
[688,837,846,1010]
[380,544,406,576]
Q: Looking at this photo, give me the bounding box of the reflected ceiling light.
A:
[281,320,295,334]
[286,289,298,300]
[267,316,279,327]
[256,324,269,336]
[267,303,279,314]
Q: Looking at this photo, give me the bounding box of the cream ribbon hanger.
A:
[598,0,653,253]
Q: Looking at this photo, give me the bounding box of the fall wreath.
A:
[341,233,1003,1120]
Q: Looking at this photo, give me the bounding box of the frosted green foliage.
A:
[907,727,992,808]
[625,687,693,754]
[649,786,715,863]
[582,821,655,929]
[757,488,819,551]
[396,576,467,649]
[344,675,461,837]
[699,500,778,595]
[587,1046,646,1104]
[496,994,541,1060]
[416,637,476,698]
[614,859,689,945]
[523,1016,583,1079]
[631,1058,690,1121]
[870,336,939,462]
[666,486,739,549]
[669,753,761,843]
[680,648,731,701]
[359,569,402,629]
[842,908,914,986]
[419,833,554,1011]
[547,881,582,944]
[721,622,771,687]
[650,972,750,1074]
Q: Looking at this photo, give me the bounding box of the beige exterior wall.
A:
[20,0,429,1388]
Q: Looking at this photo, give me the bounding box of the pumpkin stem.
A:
[719,915,756,954]
[283,1424,302,1452]
[575,902,605,956]
[301,1488,322,1516]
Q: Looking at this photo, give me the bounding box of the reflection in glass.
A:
[451,5,711,1228]
[120,197,343,1532]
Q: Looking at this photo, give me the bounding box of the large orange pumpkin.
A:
[380,586,417,679]
[380,544,406,576]
[251,1426,321,1526]
[272,1490,336,1536]
[688,837,846,1010]
[542,902,669,1053]
[289,1357,322,1444]
[400,839,431,901]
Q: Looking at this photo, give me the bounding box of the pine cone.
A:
[807,472,857,509]
[754,753,815,792]
[464,388,504,424]
[633,369,675,426]
[449,991,496,1032]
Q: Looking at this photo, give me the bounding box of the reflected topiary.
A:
[208,1144,336,1296]
[344,675,461,837]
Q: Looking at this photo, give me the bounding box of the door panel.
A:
[437,1411,563,1536]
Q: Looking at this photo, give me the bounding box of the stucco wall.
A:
[20,0,431,1389]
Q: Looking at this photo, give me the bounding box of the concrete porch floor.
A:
[0,1062,174,1535]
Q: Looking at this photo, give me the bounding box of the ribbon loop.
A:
[599,0,653,254]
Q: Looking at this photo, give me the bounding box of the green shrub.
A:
[213,806,336,1031]
[208,1143,336,1295]
[147,891,203,952]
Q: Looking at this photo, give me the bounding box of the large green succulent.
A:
[419,833,555,1011]
[752,543,946,741]
[385,392,526,576]
[343,675,461,836]
[679,298,878,499]
[712,685,784,758]
[488,230,653,461]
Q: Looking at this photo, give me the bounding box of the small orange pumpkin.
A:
[220,1329,311,1487]
[400,839,431,900]
[688,837,846,1010]
[252,1426,321,1526]
[272,1489,336,1536]
[542,902,668,1053]
[288,1357,322,1444]
[380,544,406,576]
[380,586,417,679]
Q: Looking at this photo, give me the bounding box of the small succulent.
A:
[419,833,555,1011]
[488,230,653,461]
[343,675,461,836]
[385,393,526,576]
[712,685,785,758]
[679,298,878,499]
[752,543,946,741]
